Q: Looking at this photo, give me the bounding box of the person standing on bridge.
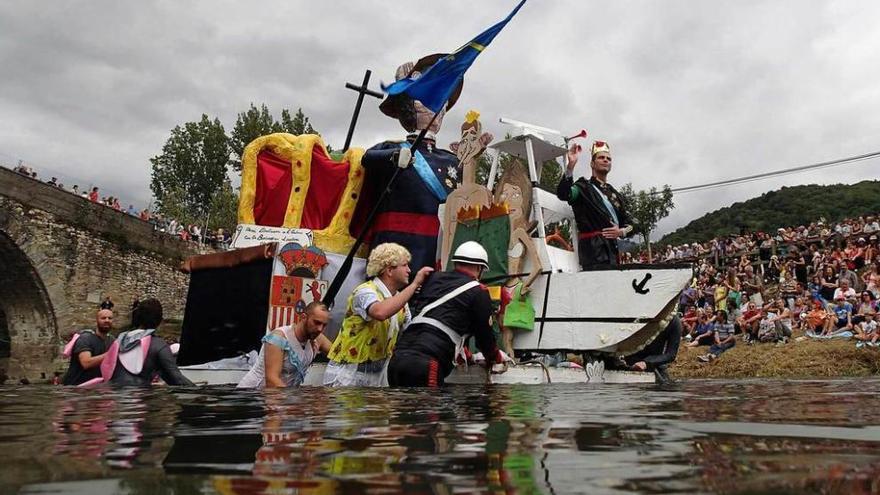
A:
[100,296,114,311]
[556,140,634,269]
[61,309,114,385]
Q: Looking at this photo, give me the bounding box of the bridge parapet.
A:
[0,166,200,261]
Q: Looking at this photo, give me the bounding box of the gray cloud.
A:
[1,0,878,231]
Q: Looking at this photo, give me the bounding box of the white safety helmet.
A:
[451,241,490,269]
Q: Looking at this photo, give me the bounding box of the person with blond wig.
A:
[324,243,434,386]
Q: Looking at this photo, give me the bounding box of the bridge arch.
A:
[0,231,57,382]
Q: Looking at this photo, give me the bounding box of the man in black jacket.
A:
[388,242,510,387]
[556,140,634,269]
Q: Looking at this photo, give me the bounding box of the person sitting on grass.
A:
[685,310,714,347]
[853,291,877,326]
[854,313,879,347]
[735,301,763,343]
[803,301,829,336]
[761,298,792,344]
[820,296,854,337]
[681,306,700,336]
[833,279,857,304]
[698,310,735,362]
[790,296,808,328]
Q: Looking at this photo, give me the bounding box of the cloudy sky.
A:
[1,0,878,236]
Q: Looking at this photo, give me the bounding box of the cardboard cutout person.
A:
[441,110,494,267]
[357,54,464,272]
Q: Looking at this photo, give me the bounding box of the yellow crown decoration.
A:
[238,133,367,255]
[591,140,611,157]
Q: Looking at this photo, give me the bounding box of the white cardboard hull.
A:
[513,264,691,353]
[181,362,655,386]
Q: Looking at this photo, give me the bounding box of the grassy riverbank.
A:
[671,333,880,379]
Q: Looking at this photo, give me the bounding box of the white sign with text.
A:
[229,224,313,249]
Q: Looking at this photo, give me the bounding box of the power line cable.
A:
[667,150,880,195]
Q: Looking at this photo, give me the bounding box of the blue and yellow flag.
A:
[382,0,527,113]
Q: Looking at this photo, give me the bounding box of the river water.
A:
[2,379,879,494]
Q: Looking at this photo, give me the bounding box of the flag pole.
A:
[323,109,443,307]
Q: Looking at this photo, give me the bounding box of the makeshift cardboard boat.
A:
[177,121,691,385]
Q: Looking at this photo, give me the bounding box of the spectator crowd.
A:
[657,214,880,362]
[11,161,232,250]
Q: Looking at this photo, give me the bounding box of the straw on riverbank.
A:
[671,333,880,379]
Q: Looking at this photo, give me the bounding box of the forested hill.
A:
[659,180,880,246]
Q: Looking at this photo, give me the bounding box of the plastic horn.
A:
[564,129,588,143]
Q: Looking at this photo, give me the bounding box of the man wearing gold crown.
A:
[556,140,634,269]
[355,54,463,273]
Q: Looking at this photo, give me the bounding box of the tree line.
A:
[659,180,880,247]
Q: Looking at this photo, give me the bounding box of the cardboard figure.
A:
[494,159,543,357]
[441,110,494,267]
[356,54,464,272]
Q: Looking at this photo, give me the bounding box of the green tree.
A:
[228,103,283,172]
[620,183,675,261]
[280,108,317,135]
[150,114,231,227]
[204,179,239,231]
[229,105,321,172]
[538,159,562,192]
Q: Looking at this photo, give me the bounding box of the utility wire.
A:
[667,150,880,195]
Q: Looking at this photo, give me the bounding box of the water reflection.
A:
[3,379,880,494]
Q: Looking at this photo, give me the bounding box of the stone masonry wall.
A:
[0,167,201,381]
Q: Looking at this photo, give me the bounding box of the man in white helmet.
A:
[387,241,511,387]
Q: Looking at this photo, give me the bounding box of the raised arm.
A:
[368,267,434,321]
[556,143,581,203]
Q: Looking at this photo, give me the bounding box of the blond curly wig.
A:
[366,243,411,277]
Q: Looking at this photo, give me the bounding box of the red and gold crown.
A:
[591,140,611,157]
[277,242,328,278]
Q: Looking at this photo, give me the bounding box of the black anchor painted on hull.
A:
[632,273,652,294]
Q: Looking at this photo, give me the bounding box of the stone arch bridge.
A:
[0,166,200,382]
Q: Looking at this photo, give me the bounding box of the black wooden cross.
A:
[342,69,383,152]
